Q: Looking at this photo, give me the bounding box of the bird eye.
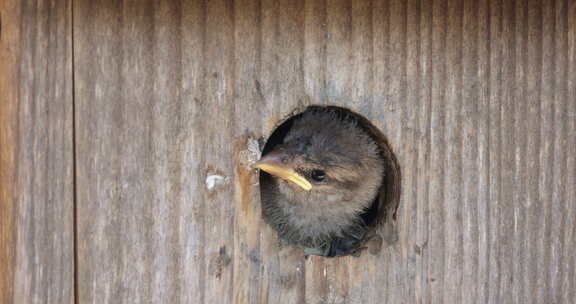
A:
[310,170,326,182]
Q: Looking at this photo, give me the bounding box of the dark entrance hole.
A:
[259,105,401,233]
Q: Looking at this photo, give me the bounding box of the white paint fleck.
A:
[206,174,227,191]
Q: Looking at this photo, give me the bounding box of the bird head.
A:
[255,110,384,207]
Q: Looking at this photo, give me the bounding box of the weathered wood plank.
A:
[73,0,576,303]
[180,1,207,302]
[232,1,265,303]
[549,3,570,303]
[565,3,576,304]
[74,0,199,302]
[486,0,503,302]
[0,0,20,302]
[413,1,434,302]
[428,0,449,302]
[461,0,481,302]
[0,0,74,303]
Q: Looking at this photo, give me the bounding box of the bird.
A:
[255,105,400,257]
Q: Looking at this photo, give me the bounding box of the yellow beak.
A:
[254,153,312,191]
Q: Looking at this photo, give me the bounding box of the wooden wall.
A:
[1,0,575,303]
[1,0,74,303]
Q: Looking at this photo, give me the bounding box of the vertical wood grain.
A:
[0,1,20,302]
[487,0,503,302]
[0,0,74,303]
[549,3,569,302]
[414,1,433,302]
[180,0,207,302]
[429,1,448,302]
[565,2,576,304]
[71,0,576,303]
[3,0,575,303]
[232,1,264,303]
[461,0,481,302]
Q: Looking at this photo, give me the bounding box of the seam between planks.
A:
[71,0,79,303]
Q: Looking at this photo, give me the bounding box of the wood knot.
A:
[209,246,232,279]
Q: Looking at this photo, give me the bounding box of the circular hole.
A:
[258,105,401,255]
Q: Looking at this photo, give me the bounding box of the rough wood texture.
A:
[2,0,574,303]
[0,0,75,303]
[0,0,20,302]
[74,0,576,303]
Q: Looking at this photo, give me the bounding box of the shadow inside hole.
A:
[259,105,401,232]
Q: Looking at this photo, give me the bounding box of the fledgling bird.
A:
[255,106,397,257]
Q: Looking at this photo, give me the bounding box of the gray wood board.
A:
[0,0,75,303]
[71,0,576,303]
